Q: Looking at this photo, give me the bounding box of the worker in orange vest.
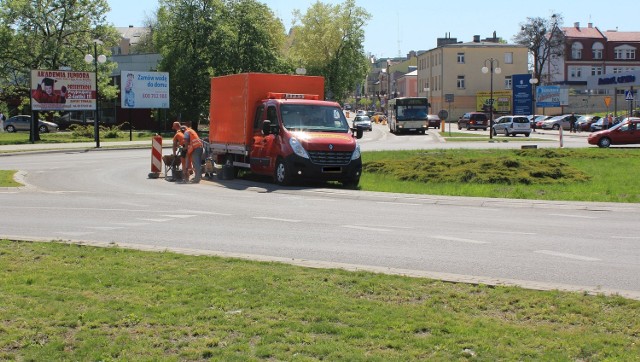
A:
[170,121,188,181]
[181,124,204,183]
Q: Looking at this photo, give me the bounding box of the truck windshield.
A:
[281,104,350,132]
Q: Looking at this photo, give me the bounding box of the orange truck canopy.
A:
[209,73,325,145]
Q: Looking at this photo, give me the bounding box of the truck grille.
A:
[308,151,353,166]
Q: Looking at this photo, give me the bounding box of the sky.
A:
[106,0,632,59]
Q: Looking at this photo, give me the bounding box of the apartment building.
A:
[417,35,529,118]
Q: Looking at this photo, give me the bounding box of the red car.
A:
[588,117,640,148]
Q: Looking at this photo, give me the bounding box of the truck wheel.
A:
[274,158,292,186]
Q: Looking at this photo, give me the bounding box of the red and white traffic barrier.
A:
[149,134,162,178]
[559,127,564,148]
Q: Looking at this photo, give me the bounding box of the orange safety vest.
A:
[184,127,203,149]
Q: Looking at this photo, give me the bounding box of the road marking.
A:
[253,216,301,223]
[548,213,597,219]
[376,201,421,206]
[612,236,640,240]
[431,235,488,244]
[112,222,149,227]
[162,214,197,219]
[137,218,173,222]
[477,230,537,235]
[56,231,94,236]
[343,225,391,232]
[85,226,126,231]
[534,250,600,261]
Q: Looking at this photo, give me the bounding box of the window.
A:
[570,67,582,78]
[457,53,465,63]
[592,42,604,60]
[504,52,513,64]
[504,76,512,89]
[591,67,603,76]
[571,42,583,60]
[614,45,637,60]
[613,67,623,74]
[457,75,465,89]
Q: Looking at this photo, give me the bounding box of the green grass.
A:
[361,148,640,202]
[1,239,639,361]
[0,170,21,187]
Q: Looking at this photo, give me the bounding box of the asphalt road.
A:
[1,131,639,300]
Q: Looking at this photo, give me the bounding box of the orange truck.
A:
[208,73,363,187]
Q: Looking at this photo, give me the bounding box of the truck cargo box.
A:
[209,73,325,146]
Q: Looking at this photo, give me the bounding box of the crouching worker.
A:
[182,125,203,183]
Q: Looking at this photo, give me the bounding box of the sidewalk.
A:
[0,140,153,154]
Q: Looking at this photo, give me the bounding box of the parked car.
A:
[426,114,441,129]
[590,117,623,132]
[355,110,366,117]
[3,115,59,133]
[540,114,579,131]
[576,115,601,132]
[588,117,640,148]
[457,112,488,130]
[492,115,532,137]
[352,115,372,131]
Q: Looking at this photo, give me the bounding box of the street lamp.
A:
[529,77,538,115]
[85,40,107,148]
[481,58,501,139]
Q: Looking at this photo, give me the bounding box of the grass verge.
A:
[1,239,639,361]
[361,148,640,203]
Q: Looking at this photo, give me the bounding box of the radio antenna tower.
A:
[397,12,402,57]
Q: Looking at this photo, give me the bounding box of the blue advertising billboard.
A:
[536,86,561,107]
[512,74,532,115]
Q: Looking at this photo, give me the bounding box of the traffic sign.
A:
[445,94,454,103]
[625,90,635,101]
[604,96,611,107]
[438,109,449,120]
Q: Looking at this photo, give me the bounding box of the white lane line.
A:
[477,230,537,235]
[161,214,197,219]
[56,231,94,236]
[612,236,640,240]
[112,222,149,227]
[431,235,488,244]
[253,216,301,223]
[535,250,600,261]
[85,226,126,231]
[138,218,173,222]
[376,201,421,206]
[343,225,391,232]
[548,213,598,219]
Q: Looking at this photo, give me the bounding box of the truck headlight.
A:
[351,144,361,160]
[289,138,309,159]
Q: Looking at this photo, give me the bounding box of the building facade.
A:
[417,35,529,119]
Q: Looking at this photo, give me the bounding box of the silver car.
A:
[492,115,531,137]
[4,115,59,133]
[353,115,372,131]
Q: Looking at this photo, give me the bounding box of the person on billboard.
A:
[32,77,67,104]
[124,73,135,107]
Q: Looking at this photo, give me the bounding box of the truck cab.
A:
[250,94,362,187]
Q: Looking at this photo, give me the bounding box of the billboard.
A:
[476,91,511,113]
[536,86,560,107]
[121,71,170,109]
[31,70,96,111]
[512,74,533,115]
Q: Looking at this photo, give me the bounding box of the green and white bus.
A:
[388,97,430,134]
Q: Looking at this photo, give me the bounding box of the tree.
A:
[513,14,565,84]
[154,0,289,128]
[289,0,370,103]
[0,0,119,140]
